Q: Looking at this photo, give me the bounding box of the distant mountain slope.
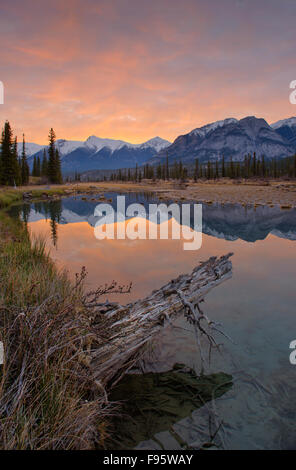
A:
[152,116,295,165]
[60,145,158,172]
[271,117,296,148]
[17,142,46,157]
[27,136,170,173]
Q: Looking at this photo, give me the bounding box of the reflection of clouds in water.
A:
[93,216,202,251]
[21,195,296,450]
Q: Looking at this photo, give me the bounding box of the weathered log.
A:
[91,253,233,387]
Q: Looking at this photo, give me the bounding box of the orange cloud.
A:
[0,0,295,144]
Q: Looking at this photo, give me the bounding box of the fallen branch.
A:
[90,253,233,387]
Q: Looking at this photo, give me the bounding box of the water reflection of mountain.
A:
[14,194,296,243]
[200,203,296,242]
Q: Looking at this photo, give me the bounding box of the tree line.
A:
[0,121,29,186]
[0,121,62,185]
[109,158,188,182]
[192,153,296,180]
[30,128,62,183]
[107,152,296,183]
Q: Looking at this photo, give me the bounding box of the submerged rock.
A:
[108,365,232,449]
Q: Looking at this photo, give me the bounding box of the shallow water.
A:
[10,193,296,449]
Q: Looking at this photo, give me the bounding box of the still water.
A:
[10,193,296,449]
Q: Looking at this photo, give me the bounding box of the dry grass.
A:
[0,213,112,449]
[0,190,23,209]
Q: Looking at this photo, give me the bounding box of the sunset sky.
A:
[0,0,295,144]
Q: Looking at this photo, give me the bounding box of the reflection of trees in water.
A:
[11,203,23,221]
[34,201,50,220]
[33,200,62,248]
[50,219,58,247]
[22,203,31,225]
[11,204,31,234]
[48,200,62,248]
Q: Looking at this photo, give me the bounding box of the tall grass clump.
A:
[0,190,23,209]
[0,212,111,449]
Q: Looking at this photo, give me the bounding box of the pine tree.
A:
[12,137,21,186]
[261,155,265,178]
[47,128,62,184]
[54,148,62,183]
[165,153,169,180]
[207,160,213,179]
[256,158,261,177]
[41,149,48,177]
[21,134,30,185]
[229,157,234,179]
[0,121,20,185]
[273,158,278,178]
[194,159,199,182]
[48,128,57,183]
[150,166,155,180]
[32,156,35,176]
[178,161,183,180]
[156,163,161,179]
[36,155,41,177]
[0,122,12,184]
[222,155,225,178]
[252,152,257,177]
[215,160,219,179]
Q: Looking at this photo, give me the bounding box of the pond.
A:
[9,192,296,450]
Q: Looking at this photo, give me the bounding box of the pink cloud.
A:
[0,0,295,143]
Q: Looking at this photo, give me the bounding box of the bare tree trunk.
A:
[91,253,233,387]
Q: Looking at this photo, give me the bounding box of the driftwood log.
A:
[90,253,233,388]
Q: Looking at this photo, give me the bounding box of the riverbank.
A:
[0,209,111,449]
[0,186,234,449]
[90,179,296,208]
[5,178,296,209]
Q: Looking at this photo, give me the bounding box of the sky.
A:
[0,0,295,144]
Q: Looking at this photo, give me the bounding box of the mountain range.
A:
[154,116,296,165]
[22,116,296,174]
[25,136,171,174]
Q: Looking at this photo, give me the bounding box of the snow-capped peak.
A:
[84,135,170,153]
[190,118,238,138]
[84,135,131,153]
[16,142,46,157]
[56,139,84,155]
[271,117,296,129]
[137,136,171,152]
[20,135,171,159]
